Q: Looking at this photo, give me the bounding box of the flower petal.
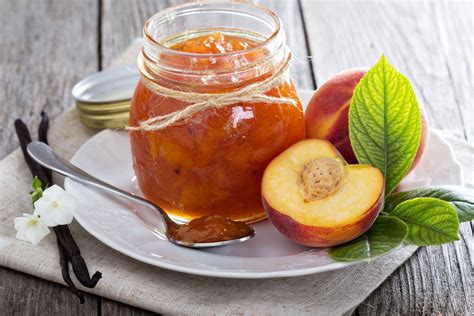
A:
[41,185,65,200]
[58,194,77,212]
[34,185,77,227]
[34,197,53,214]
[36,202,59,227]
[14,214,50,245]
[24,221,50,245]
[14,217,28,240]
[14,216,26,231]
[16,229,27,242]
[54,207,74,225]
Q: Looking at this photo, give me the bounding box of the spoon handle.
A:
[26,141,173,231]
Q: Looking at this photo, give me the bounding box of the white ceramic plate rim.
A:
[71,211,353,278]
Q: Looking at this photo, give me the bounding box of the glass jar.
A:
[129,1,305,223]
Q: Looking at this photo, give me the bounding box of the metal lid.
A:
[72,64,140,129]
[72,64,140,104]
[79,111,130,129]
[76,100,131,115]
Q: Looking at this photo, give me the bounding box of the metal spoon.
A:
[26,141,255,248]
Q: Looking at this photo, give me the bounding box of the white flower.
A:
[14,213,50,245]
[34,185,77,227]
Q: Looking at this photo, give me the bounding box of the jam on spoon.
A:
[167,215,254,244]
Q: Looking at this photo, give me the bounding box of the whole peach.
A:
[305,68,429,172]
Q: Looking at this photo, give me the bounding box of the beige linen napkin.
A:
[0,42,471,315]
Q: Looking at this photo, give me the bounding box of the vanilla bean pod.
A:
[54,226,102,288]
[14,114,102,302]
[35,113,102,288]
[15,118,84,302]
[14,120,50,185]
[57,235,85,304]
[38,111,52,184]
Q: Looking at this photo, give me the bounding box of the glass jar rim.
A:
[143,1,283,59]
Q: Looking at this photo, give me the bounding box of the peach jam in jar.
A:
[129,2,305,223]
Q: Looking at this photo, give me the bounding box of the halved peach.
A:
[262,139,384,247]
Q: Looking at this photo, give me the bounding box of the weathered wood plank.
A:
[101,0,314,89]
[431,0,473,141]
[253,0,315,89]
[0,0,99,159]
[0,267,98,315]
[0,0,100,314]
[300,1,473,314]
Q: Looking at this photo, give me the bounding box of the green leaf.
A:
[329,216,408,262]
[385,186,474,222]
[30,176,43,204]
[32,176,42,191]
[349,55,421,196]
[389,197,459,246]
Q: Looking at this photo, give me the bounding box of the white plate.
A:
[65,90,463,278]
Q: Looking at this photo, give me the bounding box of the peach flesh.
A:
[262,140,384,247]
[305,68,429,172]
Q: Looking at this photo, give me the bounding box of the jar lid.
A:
[72,64,139,129]
[72,64,140,103]
[79,111,130,129]
[76,100,131,115]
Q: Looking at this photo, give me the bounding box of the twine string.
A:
[127,53,297,132]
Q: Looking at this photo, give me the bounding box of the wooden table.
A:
[1,0,472,314]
